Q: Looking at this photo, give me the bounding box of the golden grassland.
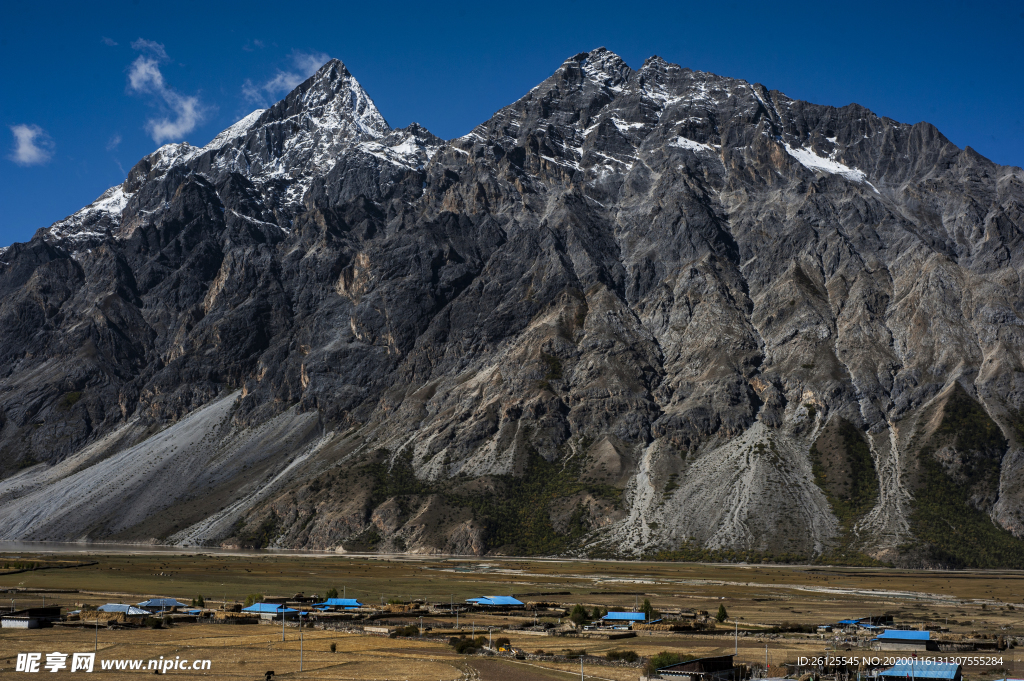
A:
[2,552,1024,679]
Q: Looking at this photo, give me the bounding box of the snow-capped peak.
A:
[203,109,265,152]
[579,47,632,92]
[293,59,390,139]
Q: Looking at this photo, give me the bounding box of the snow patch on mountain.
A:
[784,142,875,190]
[203,109,265,152]
[670,136,719,155]
[46,184,134,244]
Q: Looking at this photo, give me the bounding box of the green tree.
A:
[716,604,728,622]
[641,598,660,621]
[243,593,264,607]
[325,588,339,600]
[569,603,590,626]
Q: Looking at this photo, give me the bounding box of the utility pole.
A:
[581,654,584,680]
[282,606,285,642]
[299,611,304,672]
[765,643,768,678]
[94,612,98,653]
[735,620,738,655]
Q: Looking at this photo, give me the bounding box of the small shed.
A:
[878,661,961,681]
[1,607,62,629]
[871,630,935,651]
[658,654,737,681]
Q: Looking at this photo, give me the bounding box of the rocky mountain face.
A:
[2,50,1024,567]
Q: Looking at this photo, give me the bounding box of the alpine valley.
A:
[3,49,1024,568]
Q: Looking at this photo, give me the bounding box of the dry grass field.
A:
[2,551,1024,679]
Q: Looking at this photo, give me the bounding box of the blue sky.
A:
[2,0,1022,248]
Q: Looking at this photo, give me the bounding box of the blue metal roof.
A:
[875,630,930,641]
[98,604,152,615]
[465,596,524,606]
[602,612,646,621]
[137,598,189,608]
[313,598,364,607]
[241,603,299,613]
[838,618,865,625]
[879,662,959,679]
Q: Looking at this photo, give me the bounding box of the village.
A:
[3,571,1020,681]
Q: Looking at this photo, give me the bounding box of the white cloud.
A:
[242,50,330,106]
[8,124,54,166]
[130,38,168,61]
[127,44,205,144]
[101,36,118,46]
[106,133,122,151]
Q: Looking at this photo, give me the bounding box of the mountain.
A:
[2,49,1024,567]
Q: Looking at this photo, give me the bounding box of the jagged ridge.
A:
[1,49,1024,566]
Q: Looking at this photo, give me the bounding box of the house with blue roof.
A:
[137,598,189,612]
[465,596,524,608]
[313,598,364,610]
[97,604,152,616]
[836,615,894,630]
[871,630,935,651]
[600,611,646,629]
[878,661,960,681]
[242,603,300,620]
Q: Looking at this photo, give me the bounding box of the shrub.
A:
[607,650,639,663]
[330,643,336,653]
[449,635,488,654]
[243,593,264,607]
[143,617,162,629]
[495,637,511,648]
[162,616,174,628]
[325,588,339,599]
[392,624,420,637]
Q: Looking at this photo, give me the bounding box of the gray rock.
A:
[1,49,1023,566]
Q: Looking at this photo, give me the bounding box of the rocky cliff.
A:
[2,49,1024,567]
